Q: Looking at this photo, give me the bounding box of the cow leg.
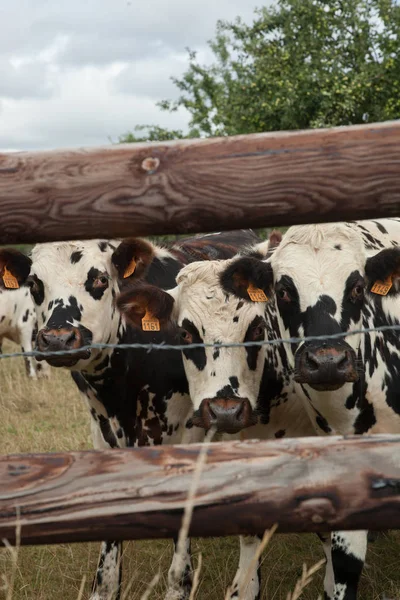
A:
[227,535,261,600]
[317,533,335,599]
[91,541,122,600]
[87,410,123,600]
[319,531,367,600]
[19,332,37,379]
[330,531,367,600]
[165,537,193,600]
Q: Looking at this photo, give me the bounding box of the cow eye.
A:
[351,282,364,302]
[26,276,38,294]
[179,328,193,344]
[277,288,291,302]
[94,274,109,289]
[252,324,265,340]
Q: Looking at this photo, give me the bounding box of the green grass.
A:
[0,345,399,599]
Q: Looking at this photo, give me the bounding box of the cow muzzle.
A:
[294,342,359,391]
[193,398,256,434]
[36,327,90,367]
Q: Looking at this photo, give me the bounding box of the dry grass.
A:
[1,344,400,599]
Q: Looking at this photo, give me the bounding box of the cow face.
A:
[221,223,400,393]
[24,239,154,369]
[117,260,267,434]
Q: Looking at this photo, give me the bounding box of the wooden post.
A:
[0,121,400,244]
[1,435,400,546]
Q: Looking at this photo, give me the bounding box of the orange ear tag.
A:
[141,309,160,332]
[247,282,268,302]
[2,266,19,289]
[371,274,392,296]
[123,258,136,279]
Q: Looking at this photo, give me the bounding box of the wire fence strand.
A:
[1,324,400,360]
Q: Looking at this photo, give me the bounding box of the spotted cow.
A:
[0,230,259,600]
[219,218,400,600]
[0,250,50,379]
[117,232,318,600]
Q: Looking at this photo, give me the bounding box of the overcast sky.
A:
[0,0,264,152]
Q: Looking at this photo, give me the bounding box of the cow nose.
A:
[295,344,359,390]
[305,349,350,372]
[37,327,81,353]
[194,398,254,434]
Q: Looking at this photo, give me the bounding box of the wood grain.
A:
[0,121,400,244]
[1,435,400,546]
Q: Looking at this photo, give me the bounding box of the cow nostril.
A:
[337,351,350,370]
[305,352,319,371]
[40,332,50,348]
[235,402,244,421]
[66,330,76,346]
[208,403,217,421]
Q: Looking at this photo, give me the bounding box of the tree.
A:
[121,0,400,141]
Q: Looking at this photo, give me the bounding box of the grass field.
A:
[1,346,400,599]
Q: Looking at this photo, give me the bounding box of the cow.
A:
[216,218,400,600]
[116,233,322,600]
[0,230,259,600]
[0,252,50,379]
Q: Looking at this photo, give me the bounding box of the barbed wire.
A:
[1,323,400,360]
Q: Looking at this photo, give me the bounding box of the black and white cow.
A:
[117,234,318,600]
[0,250,50,379]
[0,230,259,600]
[218,218,400,600]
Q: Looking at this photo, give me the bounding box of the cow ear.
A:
[0,248,31,290]
[365,247,400,296]
[116,283,175,330]
[268,229,282,251]
[220,257,273,302]
[112,239,155,281]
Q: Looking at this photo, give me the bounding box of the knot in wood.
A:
[141,157,160,173]
[297,497,336,525]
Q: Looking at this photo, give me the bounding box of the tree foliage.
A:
[120,0,400,142]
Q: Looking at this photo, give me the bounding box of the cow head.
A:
[1,239,155,369]
[117,259,269,433]
[221,223,400,392]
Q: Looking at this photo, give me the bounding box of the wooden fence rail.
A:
[1,434,400,546]
[0,120,400,244]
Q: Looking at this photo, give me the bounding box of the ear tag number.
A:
[124,258,136,278]
[2,266,19,289]
[247,282,267,302]
[142,309,160,332]
[371,274,392,296]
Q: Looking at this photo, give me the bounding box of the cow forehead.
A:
[176,260,264,338]
[271,224,366,300]
[31,240,116,288]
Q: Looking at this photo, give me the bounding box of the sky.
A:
[0,0,263,152]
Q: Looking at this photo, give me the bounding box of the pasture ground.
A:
[0,345,399,599]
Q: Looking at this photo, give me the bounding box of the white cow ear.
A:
[111,238,155,281]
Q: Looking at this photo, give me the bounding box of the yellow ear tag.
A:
[247,282,267,302]
[2,266,19,289]
[371,274,393,296]
[141,309,160,332]
[123,258,136,279]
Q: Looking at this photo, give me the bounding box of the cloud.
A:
[0,0,266,151]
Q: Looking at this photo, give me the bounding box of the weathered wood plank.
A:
[0,121,400,244]
[1,435,400,546]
